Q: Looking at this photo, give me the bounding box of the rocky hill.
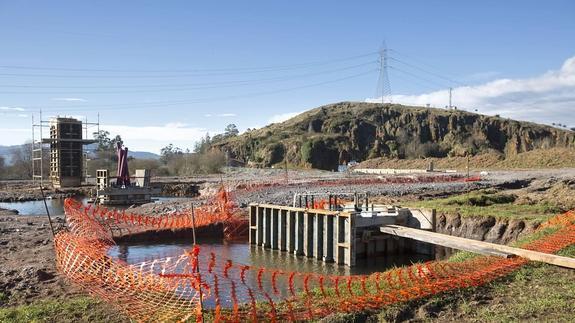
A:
[212,102,575,170]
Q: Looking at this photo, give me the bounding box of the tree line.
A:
[0,124,238,180]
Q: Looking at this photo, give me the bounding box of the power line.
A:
[35,69,378,112]
[389,49,465,85]
[0,61,377,94]
[0,51,379,76]
[388,71,446,93]
[388,56,465,87]
[389,51,544,111]
[389,66,451,89]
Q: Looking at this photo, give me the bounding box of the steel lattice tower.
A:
[375,42,392,104]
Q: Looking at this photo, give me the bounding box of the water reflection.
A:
[108,239,436,276]
[107,239,450,308]
[0,196,191,216]
[0,196,89,216]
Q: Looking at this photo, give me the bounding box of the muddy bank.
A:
[436,213,540,245]
[0,181,92,203]
[0,214,79,307]
[432,212,541,260]
[0,180,203,203]
[114,223,223,243]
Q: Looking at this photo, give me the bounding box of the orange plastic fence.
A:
[55,196,575,322]
[236,174,479,193]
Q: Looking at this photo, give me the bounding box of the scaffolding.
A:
[32,112,99,188]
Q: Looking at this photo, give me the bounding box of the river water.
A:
[106,238,436,308]
[0,196,188,216]
[107,238,434,276]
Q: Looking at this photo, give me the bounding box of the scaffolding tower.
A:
[32,112,99,188]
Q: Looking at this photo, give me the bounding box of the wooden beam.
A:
[380,225,575,269]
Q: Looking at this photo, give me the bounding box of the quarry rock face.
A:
[214,102,575,170]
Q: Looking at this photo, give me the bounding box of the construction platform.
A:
[94,169,160,205]
[249,200,435,266]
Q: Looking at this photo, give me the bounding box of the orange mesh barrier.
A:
[55,196,575,322]
[236,174,480,193]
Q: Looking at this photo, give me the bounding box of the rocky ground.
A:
[0,181,91,203]
[131,168,575,215]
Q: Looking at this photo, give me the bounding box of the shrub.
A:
[299,138,339,170]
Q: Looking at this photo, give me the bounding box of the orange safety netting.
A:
[236,174,480,192]
[54,194,575,322]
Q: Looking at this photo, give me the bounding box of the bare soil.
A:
[0,213,76,306]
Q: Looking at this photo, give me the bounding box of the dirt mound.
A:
[513,176,575,211]
[358,147,575,170]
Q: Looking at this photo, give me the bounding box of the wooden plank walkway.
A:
[380,225,575,269]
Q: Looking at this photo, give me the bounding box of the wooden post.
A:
[190,205,204,323]
[39,185,55,237]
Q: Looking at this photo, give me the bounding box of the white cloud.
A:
[0,106,25,111]
[464,71,501,82]
[367,55,575,126]
[204,113,237,118]
[52,97,87,102]
[165,122,188,128]
[103,123,214,153]
[17,114,28,118]
[268,111,303,124]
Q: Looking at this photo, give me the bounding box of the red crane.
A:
[116,142,130,186]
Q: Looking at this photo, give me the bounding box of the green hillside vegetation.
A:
[212,102,575,170]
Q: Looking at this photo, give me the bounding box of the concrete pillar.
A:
[294,211,304,255]
[313,214,324,259]
[303,212,314,257]
[336,215,346,265]
[263,207,271,248]
[279,209,287,251]
[322,214,334,262]
[249,205,257,244]
[286,211,295,253]
[271,208,279,250]
[348,215,356,266]
[256,206,264,246]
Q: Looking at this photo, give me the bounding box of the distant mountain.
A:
[84,143,160,159]
[128,151,160,159]
[0,145,24,165]
[0,144,160,165]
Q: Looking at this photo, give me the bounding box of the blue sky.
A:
[1,0,574,153]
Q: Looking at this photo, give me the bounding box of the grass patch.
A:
[375,213,575,322]
[447,250,477,263]
[468,262,575,322]
[405,191,561,220]
[0,297,124,323]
